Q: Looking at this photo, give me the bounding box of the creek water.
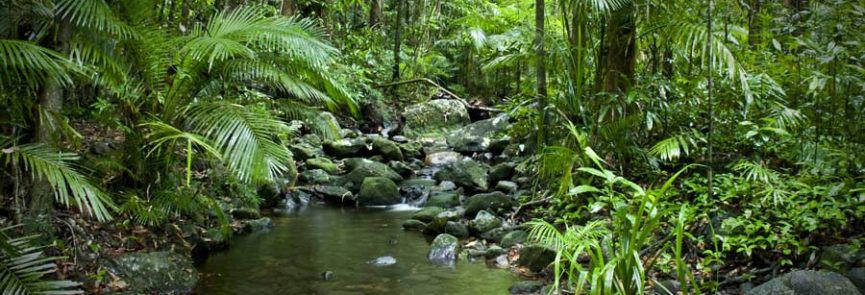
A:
[194,206,518,294]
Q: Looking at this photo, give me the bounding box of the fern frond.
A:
[0,227,83,294]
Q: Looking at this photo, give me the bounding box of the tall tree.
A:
[595,3,636,93]
[392,0,404,82]
[535,0,547,145]
[370,0,383,27]
[281,0,295,16]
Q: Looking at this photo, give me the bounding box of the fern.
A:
[649,129,704,162]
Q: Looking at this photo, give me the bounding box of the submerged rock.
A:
[428,233,460,266]
[446,114,510,152]
[509,281,544,294]
[368,256,397,266]
[402,219,427,231]
[746,270,861,295]
[244,217,273,233]
[403,99,471,138]
[357,177,401,206]
[321,271,335,281]
[104,251,198,294]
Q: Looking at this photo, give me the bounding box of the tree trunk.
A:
[748,0,762,47]
[595,3,636,93]
[281,0,295,16]
[370,0,383,27]
[535,0,547,144]
[392,0,404,82]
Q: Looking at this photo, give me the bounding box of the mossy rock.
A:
[433,159,489,192]
[428,233,460,266]
[371,136,404,161]
[357,177,400,205]
[104,251,198,294]
[299,169,333,185]
[403,99,470,138]
[469,210,502,234]
[463,191,516,217]
[446,114,510,152]
[516,245,556,272]
[412,206,444,223]
[426,192,460,208]
[500,230,528,248]
[336,159,403,192]
[306,157,338,174]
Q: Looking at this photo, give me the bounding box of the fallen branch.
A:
[375,78,500,112]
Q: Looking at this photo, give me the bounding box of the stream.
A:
[194,206,518,294]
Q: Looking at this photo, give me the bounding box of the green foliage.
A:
[0,227,82,295]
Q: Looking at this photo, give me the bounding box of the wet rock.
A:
[495,181,518,193]
[231,207,261,220]
[517,245,556,272]
[821,244,863,272]
[392,135,409,143]
[371,137,404,161]
[437,181,458,191]
[289,142,322,160]
[480,227,512,243]
[306,157,338,174]
[746,270,861,295]
[488,162,516,183]
[846,268,865,294]
[321,271,335,281]
[403,99,471,138]
[300,169,333,185]
[500,230,528,248]
[400,179,436,203]
[104,251,198,294]
[469,210,502,234]
[503,143,529,158]
[412,207,445,223]
[426,192,460,208]
[324,138,369,158]
[389,161,414,177]
[315,185,355,204]
[463,191,516,217]
[434,159,489,192]
[282,189,312,211]
[446,114,510,152]
[402,219,427,231]
[399,141,424,159]
[485,246,506,259]
[318,112,342,137]
[494,254,510,268]
[357,177,400,206]
[336,159,403,192]
[445,221,469,239]
[368,256,397,266]
[340,128,359,138]
[425,151,463,166]
[244,217,273,233]
[509,281,544,294]
[428,234,460,266]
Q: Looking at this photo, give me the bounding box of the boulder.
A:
[495,181,518,193]
[324,138,369,158]
[746,270,862,295]
[500,230,528,248]
[469,210,502,234]
[412,207,444,223]
[231,207,261,220]
[424,151,463,166]
[446,114,510,152]
[318,112,342,138]
[480,227,512,243]
[371,137,404,161]
[315,185,355,204]
[300,169,333,185]
[104,251,198,294]
[444,221,470,239]
[336,159,403,192]
[244,217,273,233]
[400,141,424,159]
[402,219,427,231]
[400,179,436,204]
[306,157,338,174]
[428,233,460,266]
[357,177,401,206]
[821,244,863,272]
[517,245,556,273]
[489,162,516,183]
[289,142,322,160]
[463,191,516,217]
[434,159,489,192]
[485,246,506,259]
[403,99,471,138]
[847,267,865,293]
[388,161,414,177]
[426,192,460,208]
[437,181,458,191]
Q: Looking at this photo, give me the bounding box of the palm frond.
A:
[1,143,113,221]
[55,0,135,38]
[184,102,293,184]
[0,40,76,89]
[0,227,83,294]
[648,129,704,161]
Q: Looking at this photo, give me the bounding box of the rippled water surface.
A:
[195,206,517,294]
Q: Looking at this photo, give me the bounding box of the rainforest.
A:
[1,0,864,294]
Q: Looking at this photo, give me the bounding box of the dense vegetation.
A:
[1,0,863,294]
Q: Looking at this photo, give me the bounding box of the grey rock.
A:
[517,245,556,273]
[488,162,516,183]
[412,207,444,223]
[426,192,460,208]
[446,114,510,152]
[244,217,273,233]
[464,191,516,217]
[315,185,355,204]
[495,181,518,193]
[469,210,502,234]
[403,99,471,138]
[428,234,460,266]
[300,169,333,185]
[424,151,463,166]
[500,230,528,248]
[368,256,397,266]
[434,159,489,192]
[847,268,865,294]
[746,270,862,295]
[105,251,198,294]
[509,281,544,294]
[445,221,469,239]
